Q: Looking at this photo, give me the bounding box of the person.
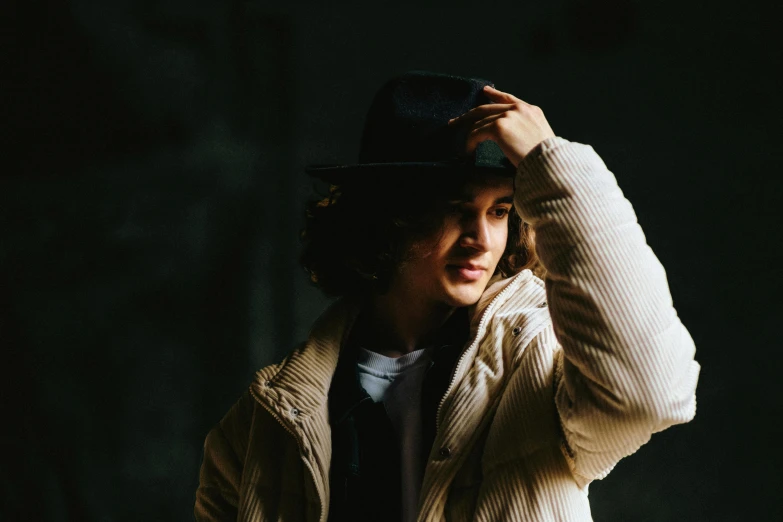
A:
[194,71,700,522]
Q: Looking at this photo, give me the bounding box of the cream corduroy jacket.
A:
[195,137,700,522]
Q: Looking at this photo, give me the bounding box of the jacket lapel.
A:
[248,297,363,521]
[418,269,551,518]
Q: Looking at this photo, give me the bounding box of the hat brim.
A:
[305,160,515,184]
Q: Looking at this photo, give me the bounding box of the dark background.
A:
[1,1,781,520]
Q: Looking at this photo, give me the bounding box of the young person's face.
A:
[392,174,514,308]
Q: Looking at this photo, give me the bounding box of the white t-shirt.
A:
[356,346,435,522]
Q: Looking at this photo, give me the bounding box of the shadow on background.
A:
[1,0,781,520]
[1,1,297,519]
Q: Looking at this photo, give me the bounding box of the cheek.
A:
[492,227,509,261]
[415,229,456,263]
[397,239,447,284]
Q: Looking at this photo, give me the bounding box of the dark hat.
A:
[306,71,515,184]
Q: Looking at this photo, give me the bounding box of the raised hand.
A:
[449,85,556,168]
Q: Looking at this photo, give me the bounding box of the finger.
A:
[448,103,515,125]
[465,120,525,167]
[483,85,530,106]
[471,112,504,131]
[465,111,514,152]
[465,120,501,155]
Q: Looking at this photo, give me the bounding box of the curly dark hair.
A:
[300,173,544,298]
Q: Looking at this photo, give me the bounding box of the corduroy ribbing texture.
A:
[194,137,700,522]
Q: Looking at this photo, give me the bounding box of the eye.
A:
[492,207,511,219]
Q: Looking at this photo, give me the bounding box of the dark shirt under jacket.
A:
[327,308,469,522]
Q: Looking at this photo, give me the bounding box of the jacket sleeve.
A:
[194,390,255,521]
[513,137,700,486]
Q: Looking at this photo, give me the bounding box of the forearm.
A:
[514,137,699,478]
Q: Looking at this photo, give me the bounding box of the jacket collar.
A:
[250,270,530,420]
[327,306,472,428]
[251,296,364,421]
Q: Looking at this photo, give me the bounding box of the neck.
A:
[359,287,456,358]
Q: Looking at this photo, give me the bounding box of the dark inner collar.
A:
[328,306,471,426]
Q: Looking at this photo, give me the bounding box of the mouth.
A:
[446,263,487,282]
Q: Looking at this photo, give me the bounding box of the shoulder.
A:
[209,358,288,450]
[213,358,287,435]
[218,388,257,434]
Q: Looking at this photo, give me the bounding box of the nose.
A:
[458,214,491,253]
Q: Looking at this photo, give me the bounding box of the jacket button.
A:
[291,407,300,417]
[264,380,272,387]
[512,326,522,336]
[439,447,452,459]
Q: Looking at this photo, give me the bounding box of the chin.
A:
[442,282,486,307]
